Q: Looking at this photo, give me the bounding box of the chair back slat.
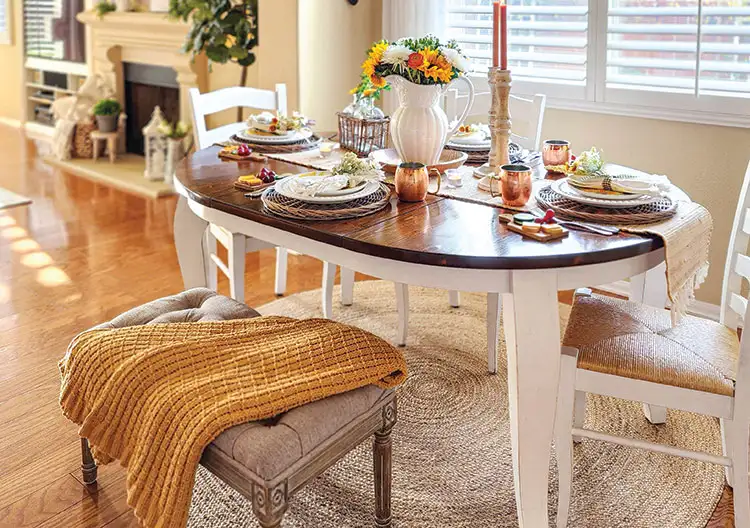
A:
[736,254,750,283]
[189,84,288,150]
[743,209,750,235]
[730,293,749,319]
[720,161,750,330]
[444,80,546,151]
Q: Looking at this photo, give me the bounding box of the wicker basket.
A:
[337,113,390,157]
[72,120,101,159]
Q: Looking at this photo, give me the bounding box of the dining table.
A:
[173,146,673,527]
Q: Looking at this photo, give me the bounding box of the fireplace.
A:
[123,63,180,156]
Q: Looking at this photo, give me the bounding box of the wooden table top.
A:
[175,146,663,270]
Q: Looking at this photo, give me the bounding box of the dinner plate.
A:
[236,128,314,144]
[551,179,656,208]
[449,132,490,146]
[275,174,381,204]
[445,140,491,151]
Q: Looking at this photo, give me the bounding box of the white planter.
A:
[386,75,475,165]
[164,138,185,185]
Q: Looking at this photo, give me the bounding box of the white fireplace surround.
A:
[76,11,208,123]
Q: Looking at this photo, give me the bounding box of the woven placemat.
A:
[537,185,678,225]
[261,183,391,221]
[229,134,322,154]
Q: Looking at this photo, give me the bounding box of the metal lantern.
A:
[142,106,167,181]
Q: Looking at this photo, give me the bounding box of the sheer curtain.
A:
[382,0,448,42]
[381,0,448,113]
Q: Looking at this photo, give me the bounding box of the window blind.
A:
[448,0,590,87]
[446,0,750,123]
[24,0,64,59]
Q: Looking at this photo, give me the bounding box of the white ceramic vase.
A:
[386,75,475,165]
[164,138,185,185]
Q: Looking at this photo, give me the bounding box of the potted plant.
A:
[169,0,258,121]
[92,98,121,133]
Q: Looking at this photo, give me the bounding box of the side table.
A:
[90,130,119,163]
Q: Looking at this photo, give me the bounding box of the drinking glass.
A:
[542,140,571,170]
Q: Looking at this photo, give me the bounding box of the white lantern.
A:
[142,106,167,181]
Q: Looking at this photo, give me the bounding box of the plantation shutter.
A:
[604,0,750,112]
[447,0,591,100]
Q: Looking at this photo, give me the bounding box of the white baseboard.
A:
[0,117,22,129]
[596,280,721,322]
[24,121,55,142]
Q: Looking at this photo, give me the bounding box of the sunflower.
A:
[416,47,455,84]
[370,75,387,88]
[362,40,389,77]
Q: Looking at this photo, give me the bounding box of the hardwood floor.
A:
[0,125,734,527]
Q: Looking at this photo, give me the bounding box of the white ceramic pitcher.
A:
[387,75,475,166]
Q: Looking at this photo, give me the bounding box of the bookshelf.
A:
[23,58,88,132]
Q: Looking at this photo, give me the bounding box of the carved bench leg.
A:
[80,438,98,485]
[374,401,396,528]
[252,482,288,528]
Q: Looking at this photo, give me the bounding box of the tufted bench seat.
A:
[80,288,396,528]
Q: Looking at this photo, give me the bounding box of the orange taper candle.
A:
[500,1,508,70]
[492,0,500,68]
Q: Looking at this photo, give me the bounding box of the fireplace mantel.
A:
[77,11,207,123]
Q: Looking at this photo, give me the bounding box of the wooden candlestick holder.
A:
[488,68,512,173]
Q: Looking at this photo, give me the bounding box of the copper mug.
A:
[491,164,532,207]
[542,139,571,170]
[394,162,441,202]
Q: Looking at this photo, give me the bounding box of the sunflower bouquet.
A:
[362,35,472,88]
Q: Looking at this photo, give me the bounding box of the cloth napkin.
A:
[568,173,672,197]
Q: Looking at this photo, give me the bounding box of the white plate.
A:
[275,174,381,204]
[236,128,314,144]
[551,179,656,209]
[445,140,491,151]
[449,132,490,146]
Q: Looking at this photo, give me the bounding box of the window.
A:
[447,0,750,126]
[23,0,85,62]
[0,0,12,45]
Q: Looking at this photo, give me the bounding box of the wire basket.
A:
[337,113,390,157]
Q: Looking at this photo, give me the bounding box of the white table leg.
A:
[174,196,209,290]
[322,262,336,319]
[630,262,669,425]
[340,267,355,306]
[227,233,246,303]
[204,230,218,291]
[395,283,409,347]
[486,292,501,374]
[503,270,561,528]
[275,247,288,296]
[448,290,461,308]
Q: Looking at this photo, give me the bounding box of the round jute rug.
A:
[187,281,725,528]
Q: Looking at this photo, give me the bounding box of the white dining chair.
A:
[554,162,750,527]
[189,86,351,315]
[444,87,547,151]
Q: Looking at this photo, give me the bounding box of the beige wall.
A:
[0,0,25,123]
[543,109,750,304]
[298,0,382,130]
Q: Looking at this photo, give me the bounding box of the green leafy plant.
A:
[94,1,116,18]
[92,98,121,116]
[168,0,259,120]
[349,74,390,102]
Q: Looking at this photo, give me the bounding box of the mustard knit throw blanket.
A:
[59,317,407,528]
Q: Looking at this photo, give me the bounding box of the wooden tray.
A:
[499,213,569,242]
[369,148,468,174]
